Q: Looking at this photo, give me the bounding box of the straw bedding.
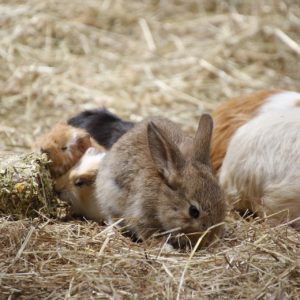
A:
[0,0,299,299]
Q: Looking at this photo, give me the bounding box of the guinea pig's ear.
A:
[192,113,213,166]
[85,147,99,156]
[75,132,92,153]
[147,122,185,185]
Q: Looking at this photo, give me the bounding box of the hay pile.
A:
[0,152,61,219]
[1,0,300,298]
[1,215,299,299]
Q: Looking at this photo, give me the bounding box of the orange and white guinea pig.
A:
[213,90,300,228]
[54,147,105,221]
[33,123,105,178]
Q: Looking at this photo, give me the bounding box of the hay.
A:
[1,215,299,299]
[1,0,300,298]
[0,152,62,219]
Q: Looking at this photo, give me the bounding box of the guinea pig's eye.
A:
[74,178,85,187]
[61,146,68,151]
[189,205,199,219]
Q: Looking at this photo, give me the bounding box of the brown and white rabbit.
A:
[216,91,300,228]
[33,123,105,178]
[95,114,225,248]
[55,147,105,221]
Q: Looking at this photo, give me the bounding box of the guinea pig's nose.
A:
[40,148,49,155]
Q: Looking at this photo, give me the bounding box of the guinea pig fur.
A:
[211,90,300,173]
[95,114,225,249]
[211,90,277,173]
[33,122,105,178]
[55,147,106,221]
[68,108,135,149]
[219,98,300,229]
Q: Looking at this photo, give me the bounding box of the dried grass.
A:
[0,0,300,299]
[1,215,299,299]
[0,152,62,219]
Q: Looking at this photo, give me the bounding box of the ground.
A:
[0,0,300,299]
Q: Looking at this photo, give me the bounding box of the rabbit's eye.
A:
[61,146,68,151]
[189,205,199,219]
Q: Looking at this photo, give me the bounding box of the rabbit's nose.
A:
[200,223,208,231]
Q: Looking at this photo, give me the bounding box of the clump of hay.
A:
[0,152,63,219]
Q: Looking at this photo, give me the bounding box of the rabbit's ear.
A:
[192,113,213,166]
[147,122,185,184]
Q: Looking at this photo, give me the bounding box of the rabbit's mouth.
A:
[167,226,223,250]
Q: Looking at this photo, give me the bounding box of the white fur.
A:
[96,157,155,234]
[220,109,300,228]
[62,147,105,221]
[259,91,300,114]
[69,131,78,146]
[95,160,124,218]
[65,131,78,159]
[75,148,105,173]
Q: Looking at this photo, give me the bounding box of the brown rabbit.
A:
[33,123,104,178]
[95,114,225,249]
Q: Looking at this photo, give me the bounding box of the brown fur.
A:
[211,90,278,173]
[96,114,225,249]
[55,168,97,205]
[33,123,105,178]
[295,100,300,107]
